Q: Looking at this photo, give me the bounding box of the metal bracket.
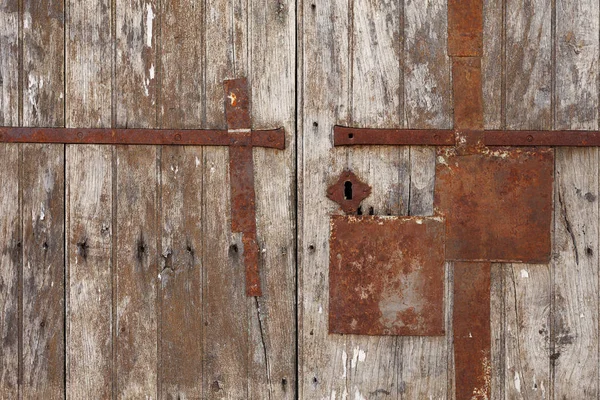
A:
[0,77,285,297]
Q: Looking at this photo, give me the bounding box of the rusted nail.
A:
[527,135,533,142]
[174,133,182,141]
[77,131,83,139]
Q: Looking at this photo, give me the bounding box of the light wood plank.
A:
[345,0,405,397]
[115,0,159,397]
[403,0,451,398]
[248,0,297,398]
[504,265,551,399]
[158,1,204,399]
[64,0,113,397]
[298,0,349,398]
[482,0,503,129]
[0,1,20,397]
[554,0,600,398]
[202,0,248,398]
[21,0,65,397]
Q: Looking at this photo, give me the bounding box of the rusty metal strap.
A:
[0,126,285,149]
[335,126,600,147]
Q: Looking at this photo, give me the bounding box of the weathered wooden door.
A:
[2,0,600,399]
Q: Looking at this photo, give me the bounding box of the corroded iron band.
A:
[0,126,285,149]
[334,126,600,147]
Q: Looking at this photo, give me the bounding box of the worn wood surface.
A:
[3,0,600,398]
[65,0,113,398]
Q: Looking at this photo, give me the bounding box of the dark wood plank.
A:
[64,0,113,397]
[158,1,204,397]
[115,0,159,397]
[21,0,65,397]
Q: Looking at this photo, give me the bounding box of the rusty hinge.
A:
[0,77,285,297]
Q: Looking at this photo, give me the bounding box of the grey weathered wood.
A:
[501,2,553,398]
[298,0,349,397]
[21,0,65,398]
[158,1,204,399]
[403,0,451,396]
[248,0,297,398]
[0,1,20,398]
[115,0,159,397]
[202,0,248,398]
[554,0,600,398]
[64,0,113,398]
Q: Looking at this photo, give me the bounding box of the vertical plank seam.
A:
[62,0,70,399]
[550,0,557,398]
[501,0,507,130]
[17,0,24,398]
[110,0,117,398]
[200,1,208,395]
[155,0,163,397]
[295,1,304,398]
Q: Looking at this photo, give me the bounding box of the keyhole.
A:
[344,181,353,200]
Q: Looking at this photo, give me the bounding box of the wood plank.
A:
[115,0,159,397]
[345,0,405,397]
[554,0,600,397]
[202,0,248,398]
[158,1,204,397]
[0,1,20,398]
[21,0,65,397]
[502,3,553,398]
[504,265,551,399]
[403,0,451,397]
[64,0,113,398]
[247,0,296,398]
[482,0,503,129]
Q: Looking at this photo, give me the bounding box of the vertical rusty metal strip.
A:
[454,262,491,400]
[448,0,483,57]
[224,78,262,296]
[453,57,484,130]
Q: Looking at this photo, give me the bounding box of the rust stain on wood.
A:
[434,146,554,263]
[329,215,445,336]
[454,262,491,400]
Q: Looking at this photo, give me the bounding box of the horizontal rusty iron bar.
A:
[0,126,285,149]
[334,126,456,146]
[335,126,600,147]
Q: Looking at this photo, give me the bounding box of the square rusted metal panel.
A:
[434,147,554,263]
[329,215,446,336]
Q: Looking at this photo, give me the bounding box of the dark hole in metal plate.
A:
[327,170,372,214]
[434,147,554,263]
[329,215,446,336]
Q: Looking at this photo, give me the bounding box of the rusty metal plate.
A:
[454,262,491,400]
[453,57,483,130]
[0,126,285,148]
[434,147,554,263]
[329,215,446,336]
[448,0,483,57]
[327,170,372,214]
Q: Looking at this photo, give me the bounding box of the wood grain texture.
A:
[482,0,503,129]
[115,0,159,398]
[403,0,451,398]
[21,0,65,398]
[346,0,406,398]
[0,1,20,398]
[158,1,204,398]
[248,0,297,398]
[0,144,19,399]
[298,0,349,398]
[202,0,248,398]
[554,0,600,398]
[64,0,113,398]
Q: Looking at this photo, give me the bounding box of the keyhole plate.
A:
[327,169,372,214]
